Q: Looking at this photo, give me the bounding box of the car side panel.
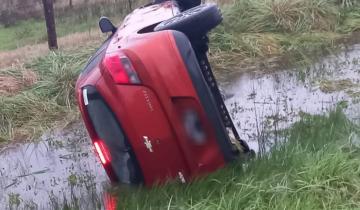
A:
[118,31,226,177]
[77,30,229,185]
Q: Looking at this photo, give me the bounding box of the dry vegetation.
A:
[0,29,102,68]
[0,29,105,99]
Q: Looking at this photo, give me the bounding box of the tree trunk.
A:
[69,0,73,8]
[42,0,58,50]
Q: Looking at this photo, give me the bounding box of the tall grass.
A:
[211,0,360,70]
[115,109,360,209]
[0,48,93,142]
[221,0,340,33]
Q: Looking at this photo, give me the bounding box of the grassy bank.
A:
[211,0,360,71]
[115,109,360,209]
[0,48,93,142]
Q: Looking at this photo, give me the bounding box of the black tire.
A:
[154,4,222,38]
[176,0,201,11]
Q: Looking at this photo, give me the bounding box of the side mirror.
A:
[99,17,117,34]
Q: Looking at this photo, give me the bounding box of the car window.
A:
[81,36,113,75]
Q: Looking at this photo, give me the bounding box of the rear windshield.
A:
[81,36,112,75]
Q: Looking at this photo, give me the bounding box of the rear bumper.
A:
[76,30,235,185]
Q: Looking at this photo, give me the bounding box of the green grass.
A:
[0,17,103,50]
[114,108,360,209]
[0,20,45,50]
[0,2,132,51]
[0,47,93,142]
[210,0,360,69]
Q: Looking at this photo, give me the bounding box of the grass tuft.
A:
[211,0,360,72]
[31,51,89,107]
[0,48,93,142]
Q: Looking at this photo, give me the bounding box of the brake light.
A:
[102,53,141,84]
[94,141,111,165]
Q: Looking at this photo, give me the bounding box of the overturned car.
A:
[75,0,252,186]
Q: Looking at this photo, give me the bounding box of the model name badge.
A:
[142,90,154,112]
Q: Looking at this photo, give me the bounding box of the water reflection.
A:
[225,44,360,153]
[0,123,108,209]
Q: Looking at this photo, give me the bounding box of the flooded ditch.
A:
[1,44,360,209]
[226,44,360,153]
[0,123,109,209]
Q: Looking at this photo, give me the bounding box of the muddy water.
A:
[0,44,359,209]
[225,44,360,153]
[0,123,109,209]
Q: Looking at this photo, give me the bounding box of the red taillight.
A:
[94,141,111,165]
[104,193,118,210]
[102,53,141,84]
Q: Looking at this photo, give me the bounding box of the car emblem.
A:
[143,136,153,152]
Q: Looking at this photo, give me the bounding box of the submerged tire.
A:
[154,4,222,38]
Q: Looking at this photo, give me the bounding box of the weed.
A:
[0,47,93,142]
[8,193,21,209]
[211,0,360,72]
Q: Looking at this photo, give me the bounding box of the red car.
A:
[76,0,252,186]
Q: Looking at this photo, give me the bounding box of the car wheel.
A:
[154,4,222,38]
[175,0,201,11]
